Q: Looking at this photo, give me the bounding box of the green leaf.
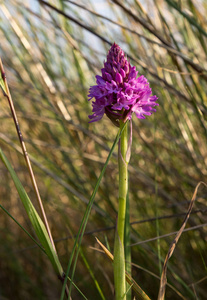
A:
[0,75,7,95]
[0,148,63,276]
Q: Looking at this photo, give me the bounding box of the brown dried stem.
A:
[0,57,57,254]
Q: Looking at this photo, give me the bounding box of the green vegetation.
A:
[0,0,206,299]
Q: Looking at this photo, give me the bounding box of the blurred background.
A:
[0,0,207,299]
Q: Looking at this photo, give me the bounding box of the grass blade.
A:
[0,148,63,276]
[61,124,127,299]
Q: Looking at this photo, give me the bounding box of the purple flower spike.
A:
[88,43,158,126]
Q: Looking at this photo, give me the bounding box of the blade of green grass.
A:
[0,204,45,253]
[60,123,127,299]
[0,147,63,276]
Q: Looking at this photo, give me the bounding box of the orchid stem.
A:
[114,120,128,300]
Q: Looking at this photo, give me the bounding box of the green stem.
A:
[125,191,131,300]
[114,120,128,300]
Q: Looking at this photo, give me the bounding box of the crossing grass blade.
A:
[60,124,127,299]
[95,237,151,300]
[0,204,45,253]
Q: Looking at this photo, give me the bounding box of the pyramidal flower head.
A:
[88,43,158,126]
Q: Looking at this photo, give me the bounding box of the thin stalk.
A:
[0,57,56,253]
[114,120,128,300]
[125,192,131,300]
[125,120,132,300]
[60,125,126,300]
